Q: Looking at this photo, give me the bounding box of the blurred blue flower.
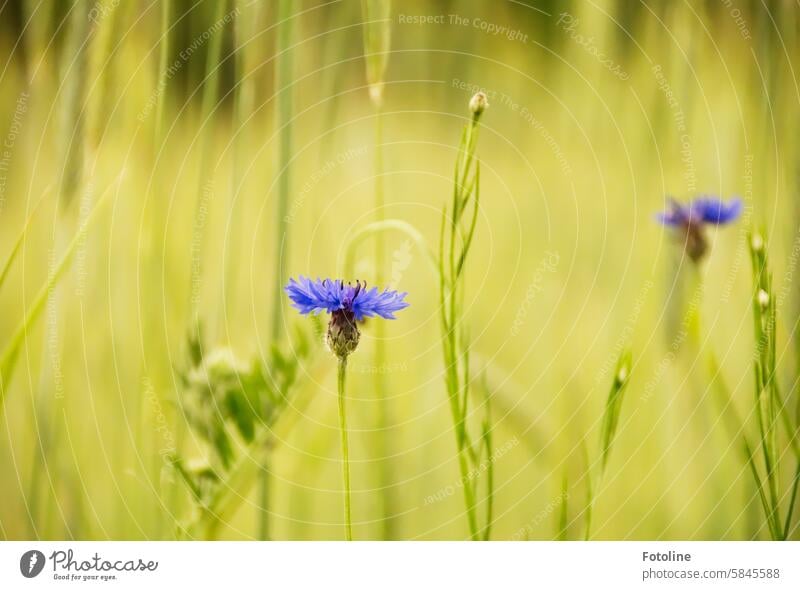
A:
[656,196,742,227]
[285,276,409,320]
[656,196,742,262]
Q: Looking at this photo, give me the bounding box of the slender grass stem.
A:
[748,232,787,538]
[337,356,353,541]
[783,461,800,539]
[557,474,569,540]
[184,0,226,349]
[707,352,777,538]
[258,0,294,541]
[582,438,594,541]
[372,96,394,539]
[0,178,117,408]
[154,0,169,144]
[223,0,257,324]
[270,0,294,342]
[361,0,392,536]
[693,254,785,539]
[481,410,494,541]
[0,192,47,292]
[584,353,630,540]
[437,102,490,540]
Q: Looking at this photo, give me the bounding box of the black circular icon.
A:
[20,550,45,578]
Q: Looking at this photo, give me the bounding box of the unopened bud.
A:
[616,365,629,385]
[469,92,489,118]
[757,289,770,309]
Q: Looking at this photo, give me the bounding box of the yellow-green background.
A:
[0,0,798,540]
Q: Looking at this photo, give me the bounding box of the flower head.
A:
[469,91,489,118]
[285,276,409,320]
[656,196,742,227]
[285,276,409,358]
[656,195,742,262]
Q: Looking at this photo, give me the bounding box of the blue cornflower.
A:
[285,276,409,358]
[656,195,742,261]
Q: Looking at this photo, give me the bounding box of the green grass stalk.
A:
[747,231,799,539]
[172,0,227,541]
[0,193,47,292]
[557,474,569,540]
[361,0,393,538]
[259,0,295,541]
[154,0,170,144]
[707,352,777,539]
[687,247,797,539]
[584,352,631,540]
[28,0,93,535]
[189,0,226,319]
[481,382,493,541]
[337,357,353,540]
[0,179,117,407]
[269,0,294,342]
[437,94,490,540]
[223,0,258,322]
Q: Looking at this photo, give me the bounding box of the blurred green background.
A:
[0,0,798,540]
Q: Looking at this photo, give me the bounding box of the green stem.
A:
[583,438,597,541]
[557,474,569,540]
[154,0,169,144]
[783,461,800,539]
[259,0,294,541]
[437,113,485,541]
[371,99,395,539]
[755,382,781,536]
[0,180,116,404]
[187,0,225,323]
[708,351,779,539]
[224,0,256,324]
[337,356,353,541]
[270,0,293,341]
[482,418,494,541]
[0,193,47,292]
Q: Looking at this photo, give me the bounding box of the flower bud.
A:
[616,365,629,386]
[327,310,361,359]
[469,91,489,118]
[757,289,770,309]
